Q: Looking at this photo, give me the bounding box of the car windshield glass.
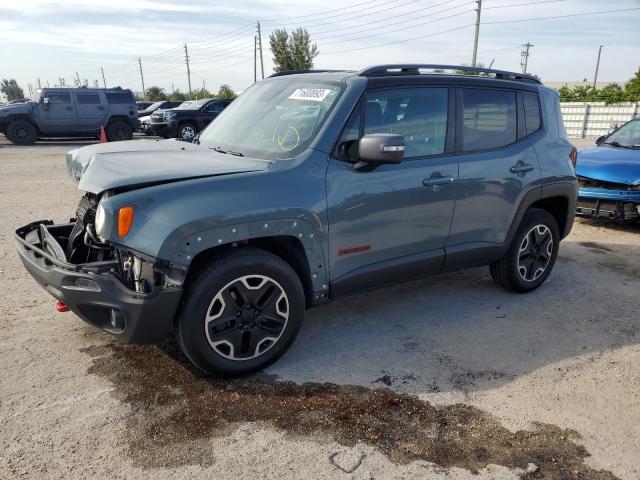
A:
[603,119,640,147]
[198,79,343,159]
[147,101,164,110]
[175,99,209,110]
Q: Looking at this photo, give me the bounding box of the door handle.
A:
[510,161,535,174]
[97,106,105,110]
[423,173,454,186]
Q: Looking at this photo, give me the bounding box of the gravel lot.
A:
[1,136,639,479]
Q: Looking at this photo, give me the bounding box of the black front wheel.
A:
[106,121,133,141]
[6,120,38,145]
[490,208,560,293]
[176,248,305,376]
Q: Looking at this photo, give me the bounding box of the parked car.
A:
[575,116,640,221]
[136,100,183,118]
[15,65,577,376]
[136,101,153,111]
[149,98,232,141]
[0,87,137,145]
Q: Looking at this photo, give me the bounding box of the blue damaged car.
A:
[576,116,640,221]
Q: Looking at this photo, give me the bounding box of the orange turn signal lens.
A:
[117,206,134,237]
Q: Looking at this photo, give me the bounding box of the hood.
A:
[576,146,640,186]
[0,102,33,116]
[66,139,271,194]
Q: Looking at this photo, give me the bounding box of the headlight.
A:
[95,201,106,239]
[163,112,176,121]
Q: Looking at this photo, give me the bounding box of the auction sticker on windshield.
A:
[288,88,333,102]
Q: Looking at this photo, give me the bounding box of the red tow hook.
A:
[55,301,70,313]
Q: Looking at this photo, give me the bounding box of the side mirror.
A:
[356,133,405,168]
[43,97,50,110]
[595,135,606,145]
[192,132,201,144]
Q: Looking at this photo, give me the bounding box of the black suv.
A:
[136,100,183,118]
[150,98,232,141]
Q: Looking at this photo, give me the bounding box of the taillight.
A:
[570,146,577,169]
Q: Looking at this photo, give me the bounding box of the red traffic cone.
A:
[100,125,108,143]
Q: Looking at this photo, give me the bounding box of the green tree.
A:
[145,86,166,101]
[216,84,236,100]
[1,79,25,101]
[269,28,318,72]
[624,67,640,99]
[169,89,188,101]
[191,88,211,99]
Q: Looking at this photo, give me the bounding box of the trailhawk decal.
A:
[338,245,371,256]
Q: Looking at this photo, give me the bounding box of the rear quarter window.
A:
[462,88,517,151]
[105,92,134,104]
[523,92,541,135]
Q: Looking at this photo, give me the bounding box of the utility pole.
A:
[593,45,603,89]
[184,44,192,99]
[520,42,533,74]
[471,0,482,67]
[27,83,33,99]
[36,78,41,90]
[100,67,106,88]
[254,35,257,83]
[138,57,146,98]
[257,22,264,79]
[75,71,81,86]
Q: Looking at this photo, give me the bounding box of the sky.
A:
[1,0,639,97]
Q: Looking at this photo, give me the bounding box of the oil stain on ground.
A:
[84,342,618,479]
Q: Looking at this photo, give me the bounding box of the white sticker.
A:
[288,88,332,102]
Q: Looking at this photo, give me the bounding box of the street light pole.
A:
[471,0,482,67]
[593,45,603,89]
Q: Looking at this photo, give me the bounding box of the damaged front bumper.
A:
[15,221,183,344]
[576,187,640,221]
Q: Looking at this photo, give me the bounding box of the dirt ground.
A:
[1,136,639,480]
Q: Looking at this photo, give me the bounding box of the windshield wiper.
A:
[602,141,631,149]
[210,145,244,156]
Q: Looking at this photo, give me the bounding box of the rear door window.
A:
[76,93,101,104]
[462,88,517,151]
[522,92,541,135]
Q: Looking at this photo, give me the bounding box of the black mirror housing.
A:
[596,135,606,145]
[358,133,405,165]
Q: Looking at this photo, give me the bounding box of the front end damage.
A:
[14,194,184,343]
[576,177,640,221]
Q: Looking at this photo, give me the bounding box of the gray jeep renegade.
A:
[0,87,137,145]
[15,65,577,376]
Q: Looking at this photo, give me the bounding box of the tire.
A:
[176,247,305,377]
[490,208,560,293]
[106,121,133,142]
[177,122,197,142]
[6,120,37,145]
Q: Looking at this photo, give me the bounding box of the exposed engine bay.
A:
[20,193,183,294]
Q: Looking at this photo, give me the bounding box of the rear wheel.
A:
[106,121,133,141]
[177,248,305,376]
[6,120,37,145]
[490,208,559,292]
[177,122,197,142]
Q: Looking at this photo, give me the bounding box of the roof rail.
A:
[269,69,351,78]
[358,64,541,84]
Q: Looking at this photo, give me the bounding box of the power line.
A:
[311,0,474,40]
[484,0,569,9]
[482,6,640,24]
[322,23,474,54]
[319,8,475,46]
[262,0,383,22]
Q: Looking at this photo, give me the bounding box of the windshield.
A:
[176,98,210,110]
[198,79,343,159]
[603,119,640,148]
[147,101,164,110]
